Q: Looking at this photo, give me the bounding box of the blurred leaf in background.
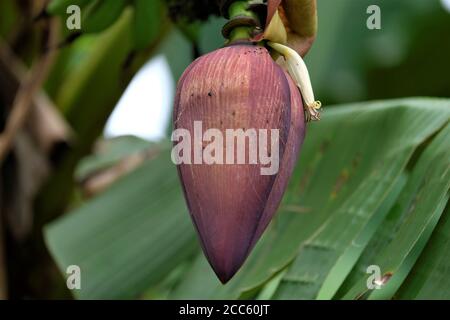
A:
[307,0,450,104]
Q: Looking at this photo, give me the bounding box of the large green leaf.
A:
[276,172,407,300]
[45,98,450,299]
[341,123,450,300]
[335,123,450,299]
[75,135,153,181]
[396,204,450,300]
[169,98,450,299]
[44,146,198,299]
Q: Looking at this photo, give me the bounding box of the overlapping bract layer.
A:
[173,44,305,282]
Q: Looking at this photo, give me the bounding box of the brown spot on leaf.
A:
[331,169,350,199]
[282,205,311,214]
[320,140,330,154]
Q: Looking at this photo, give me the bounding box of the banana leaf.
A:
[170,98,450,299]
[396,204,450,300]
[45,98,450,299]
[341,123,450,299]
[45,145,198,299]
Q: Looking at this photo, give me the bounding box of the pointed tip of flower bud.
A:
[216,268,241,284]
[217,273,232,284]
[208,255,244,284]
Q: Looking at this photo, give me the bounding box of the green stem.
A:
[227,0,258,42]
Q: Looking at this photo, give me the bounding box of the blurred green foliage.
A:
[307,0,450,104]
